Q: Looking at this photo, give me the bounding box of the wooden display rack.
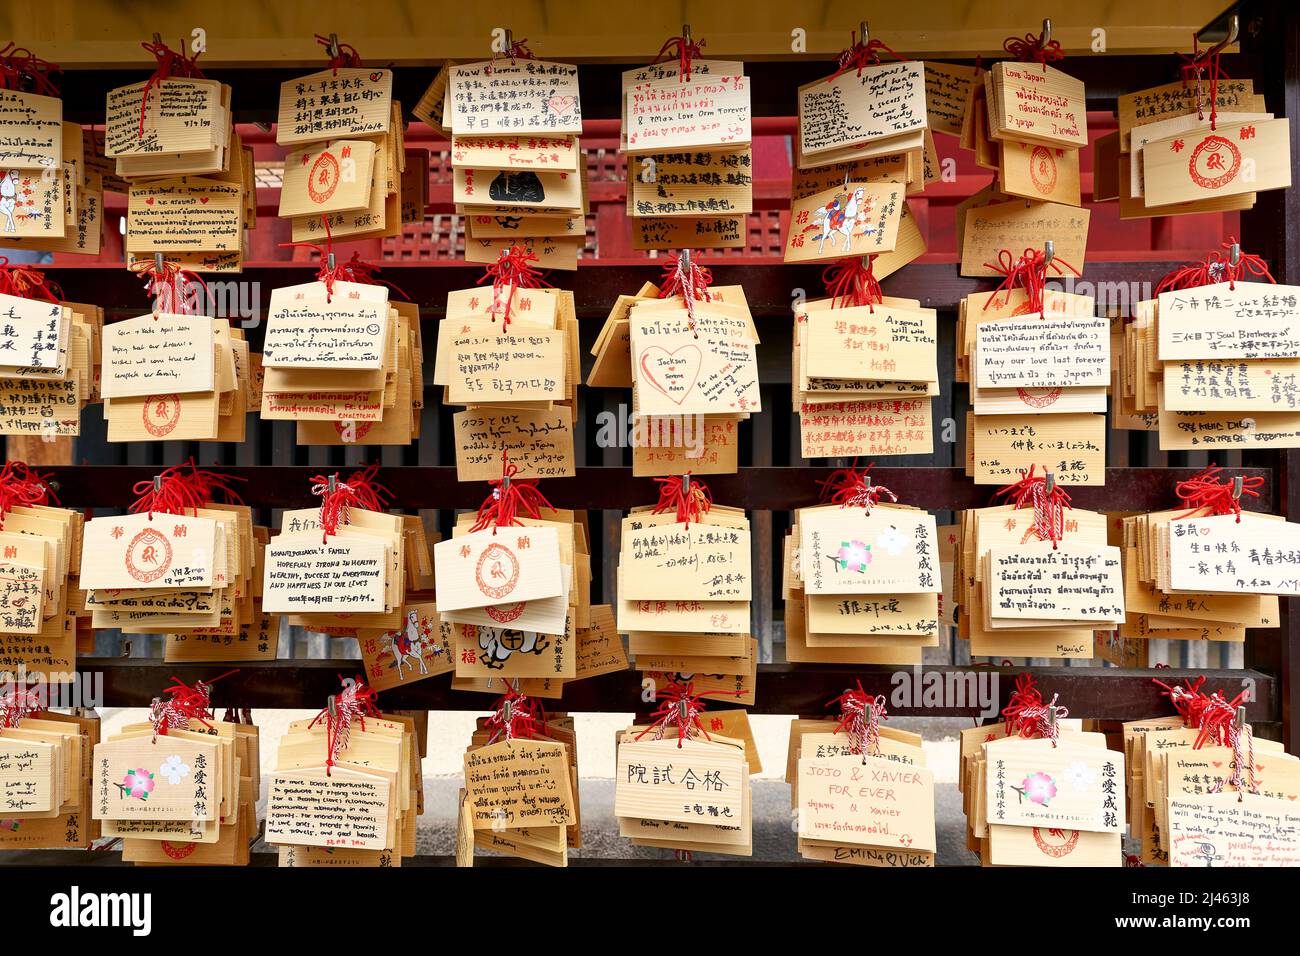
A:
[4,0,1298,865]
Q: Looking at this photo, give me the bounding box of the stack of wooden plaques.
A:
[954,497,1112,660]
[79,495,242,644]
[0,87,64,243]
[0,480,83,684]
[92,707,241,860]
[260,278,421,445]
[955,58,1091,276]
[458,702,580,866]
[276,66,405,247]
[783,501,940,666]
[267,703,421,868]
[100,313,251,442]
[588,279,752,476]
[439,504,588,685]
[797,59,928,173]
[1123,697,1298,866]
[1119,502,1290,644]
[121,713,261,866]
[959,283,1108,487]
[617,497,755,694]
[791,716,936,866]
[105,68,253,273]
[434,284,577,479]
[1103,78,1290,217]
[0,709,99,852]
[622,57,752,251]
[0,291,96,438]
[626,285,762,473]
[445,58,586,269]
[1132,280,1300,451]
[614,718,753,857]
[74,472,263,662]
[793,296,938,459]
[263,503,407,636]
[433,497,588,683]
[105,74,233,179]
[961,713,1125,867]
[0,105,104,255]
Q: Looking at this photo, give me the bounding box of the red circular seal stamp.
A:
[1017,386,1063,409]
[161,840,197,860]
[142,395,181,437]
[1032,827,1080,859]
[308,151,340,205]
[475,542,520,601]
[486,601,528,624]
[1029,146,1057,195]
[125,527,173,583]
[1188,135,1241,190]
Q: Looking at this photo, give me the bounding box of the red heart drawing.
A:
[144,197,154,205]
[369,72,383,83]
[546,95,576,115]
[1200,526,1212,535]
[1212,761,1223,768]
[199,197,209,204]
[638,344,702,406]
[900,834,913,847]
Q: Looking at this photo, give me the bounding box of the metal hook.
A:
[501,472,511,494]
[681,473,690,495]
[1235,705,1246,731]
[1231,475,1244,500]
[510,677,521,694]
[326,251,336,272]
[153,252,164,274]
[1048,704,1058,732]
[501,698,512,725]
[1041,18,1052,47]
[1043,240,1055,269]
[860,20,869,45]
[153,474,163,494]
[1230,243,1241,267]
[503,28,513,52]
[327,695,337,718]
[682,23,692,48]
[327,473,337,494]
[327,33,341,60]
[678,698,690,721]
[680,249,691,272]
[1199,13,1239,58]
[152,33,163,47]
[1044,471,1056,495]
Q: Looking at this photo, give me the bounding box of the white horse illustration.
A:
[811,187,866,255]
[0,171,19,234]
[385,610,429,680]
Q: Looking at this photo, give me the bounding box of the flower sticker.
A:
[1063,760,1096,792]
[116,768,155,801]
[833,539,871,573]
[160,755,191,785]
[875,525,908,557]
[1013,771,1056,806]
